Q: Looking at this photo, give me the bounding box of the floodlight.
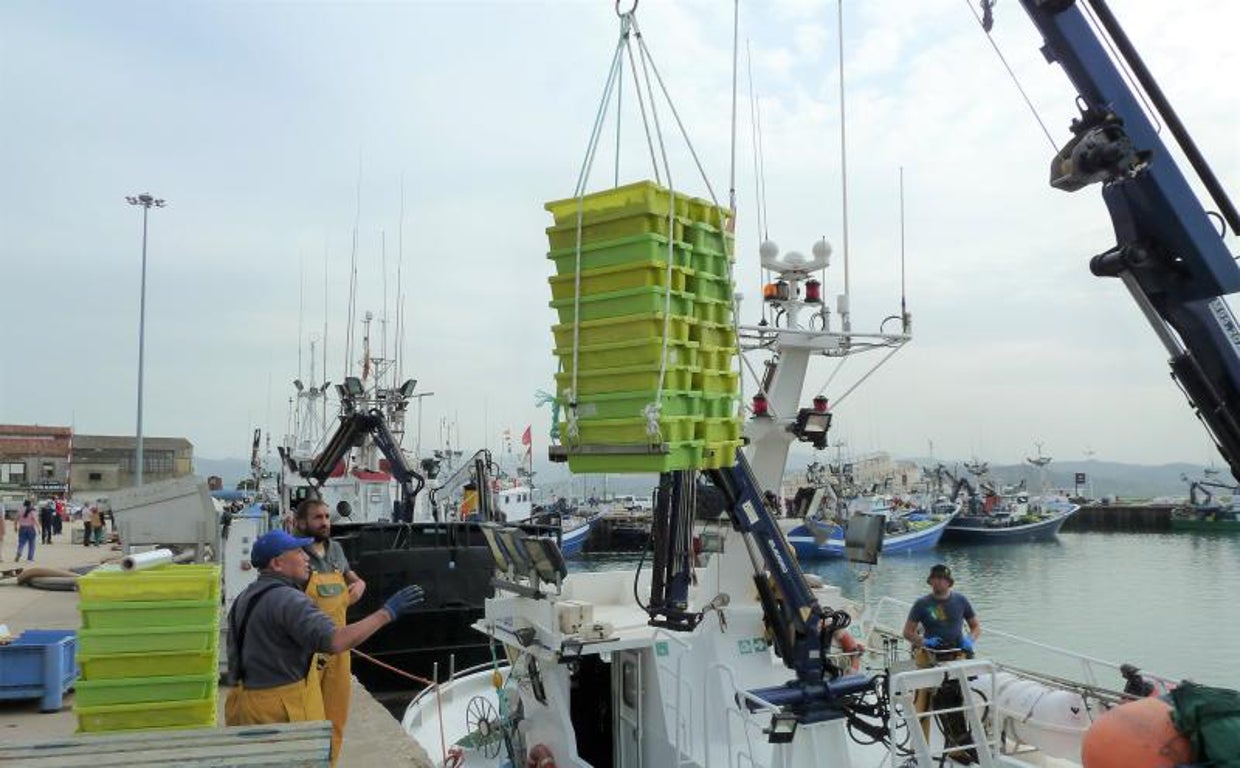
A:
[293,379,304,392]
[495,528,533,574]
[767,712,798,744]
[344,376,365,397]
[524,536,568,584]
[791,407,833,449]
[399,378,417,398]
[844,513,884,565]
[480,524,512,572]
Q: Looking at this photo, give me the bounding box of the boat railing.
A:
[704,661,769,768]
[864,596,1176,693]
[652,629,697,768]
[888,658,1003,767]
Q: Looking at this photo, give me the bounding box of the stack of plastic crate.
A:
[545,181,741,473]
[74,564,221,733]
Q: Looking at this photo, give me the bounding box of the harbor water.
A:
[572,531,1240,691]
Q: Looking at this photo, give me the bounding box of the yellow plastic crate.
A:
[691,248,733,279]
[556,364,697,397]
[687,197,733,230]
[548,233,693,274]
[702,392,740,418]
[76,693,217,733]
[697,344,736,373]
[548,262,692,301]
[692,321,738,349]
[702,440,743,470]
[689,272,734,303]
[562,415,698,446]
[547,211,689,252]
[545,180,692,225]
[696,417,743,443]
[77,565,221,603]
[79,600,219,630]
[78,650,218,681]
[566,440,705,474]
[570,390,702,421]
[550,287,695,325]
[78,625,217,656]
[694,298,733,326]
[75,673,217,708]
[555,338,698,371]
[552,313,695,349]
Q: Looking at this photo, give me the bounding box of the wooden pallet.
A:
[0,721,332,767]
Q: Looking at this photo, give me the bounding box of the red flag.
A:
[521,426,532,447]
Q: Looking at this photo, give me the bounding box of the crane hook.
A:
[615,0,638,18]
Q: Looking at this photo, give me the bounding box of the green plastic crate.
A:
[78,649,218,681]
[76,693,217,733]
[552,313,696,349]
[691,248,733,279]
[79,600,219,630]
[686,220,729,253]
[694,297,733,325]
[547,211,689,252]
[702,440,743,470]
[556,364,697,396]
[696,369,741,396]
[78,625,217,656]
[702,392,740,418]
[562,415,698,446]
[697,417,743,443]
[548,232,692,274]
[74,673,217,708]
[556,338,698,371]
[693,320,738,349]
[690,273,734,303]
[77,565,221,603]
[545,181,691,225]
[687,197,732,229]
[696,344,737,373]
[569,390,702,421]
[550,287,695,325]
[548,261,692,301]
[566,440,705,474]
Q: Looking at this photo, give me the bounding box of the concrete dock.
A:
[0,535,432,767]
[1060,502,1175,531]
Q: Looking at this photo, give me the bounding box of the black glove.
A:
[382,584,425,620]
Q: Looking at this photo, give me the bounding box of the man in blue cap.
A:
[224,529,424,764]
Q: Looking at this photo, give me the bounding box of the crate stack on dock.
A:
[545,181,743,474]
[74,564,221,733]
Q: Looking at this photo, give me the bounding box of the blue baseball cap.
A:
[251,530,314,568]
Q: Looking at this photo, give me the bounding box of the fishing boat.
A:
[783,486,956,558]
[932,461,1080,544]
[1169,471,1240,531]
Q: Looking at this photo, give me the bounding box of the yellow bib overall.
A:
[225,656,325,726]
[306,568,351,764]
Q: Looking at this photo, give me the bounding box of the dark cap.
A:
[251,530,314,568]
[927,564,954,585]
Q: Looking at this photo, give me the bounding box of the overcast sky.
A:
[1,0,1237,469]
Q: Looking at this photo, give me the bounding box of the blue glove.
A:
[961,635,975,653]
[922,636,942,649]
[383,585,425,620]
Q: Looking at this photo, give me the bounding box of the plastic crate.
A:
[689,273,734,303]
[693,320,738,349]
[696,369,741,396]
[702,393,740,419]
[545,181,691,225]
[556,364,697,396]
[691,248,733,279]
[547,233,692,274]
[548,261,692,301]
[0,630,77,712]
[552,313,695,349]
[696,417,744,443]
[77,564,221,603]
[78,625,217,656]
[550,287,695,325]
[78,649,218,681]
[562,415,698,446]
[702,440,743,470]
[694,298,733,326]
[547,211,689,252]
[74,673,217,708]
[79,599,219,630]
[556,338,698,371]
[686,197,731,227]
[76,693,217,733]
[697,344,736,373]
[569,390,702,421]
[686,220,727,252]
[566,440,705,474]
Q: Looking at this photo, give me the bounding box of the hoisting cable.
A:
[746,41,768,325]
[962,0,1058,152]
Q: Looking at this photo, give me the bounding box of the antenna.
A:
[899,167,908,331]
[345,153,362,379]
[837,0,851,333]
[397,173,406,384]
[728,0,739,216]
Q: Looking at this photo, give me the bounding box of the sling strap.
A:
[230,582,290,683]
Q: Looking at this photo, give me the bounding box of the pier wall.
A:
[1060,503,1173,532]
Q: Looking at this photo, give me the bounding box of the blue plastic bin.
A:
[0,629,78,711]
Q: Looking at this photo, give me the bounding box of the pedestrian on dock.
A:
[0,500,7,561]
[38,500,55,544]
[224,529,423,766]
[82,503,94,546]
[292,498,367,763]
[902,564,982,739]
[89,505,105,545]
[15,499,38,561]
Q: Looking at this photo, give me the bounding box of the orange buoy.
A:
[527,743,557,768]
[835,630,865,672]
[1081,697,1192,768]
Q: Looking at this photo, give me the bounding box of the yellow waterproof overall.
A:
[306,568,351,764]
[225,655,325,725]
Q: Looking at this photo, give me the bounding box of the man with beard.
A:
[224,529,421,765]
[293,498,366,762]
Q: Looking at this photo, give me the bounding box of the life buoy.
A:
[835,630,865,672]
[527,743,557,768]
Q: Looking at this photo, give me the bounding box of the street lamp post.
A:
[125,193,166,487]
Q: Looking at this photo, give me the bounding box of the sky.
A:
[1,0,1237,469]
